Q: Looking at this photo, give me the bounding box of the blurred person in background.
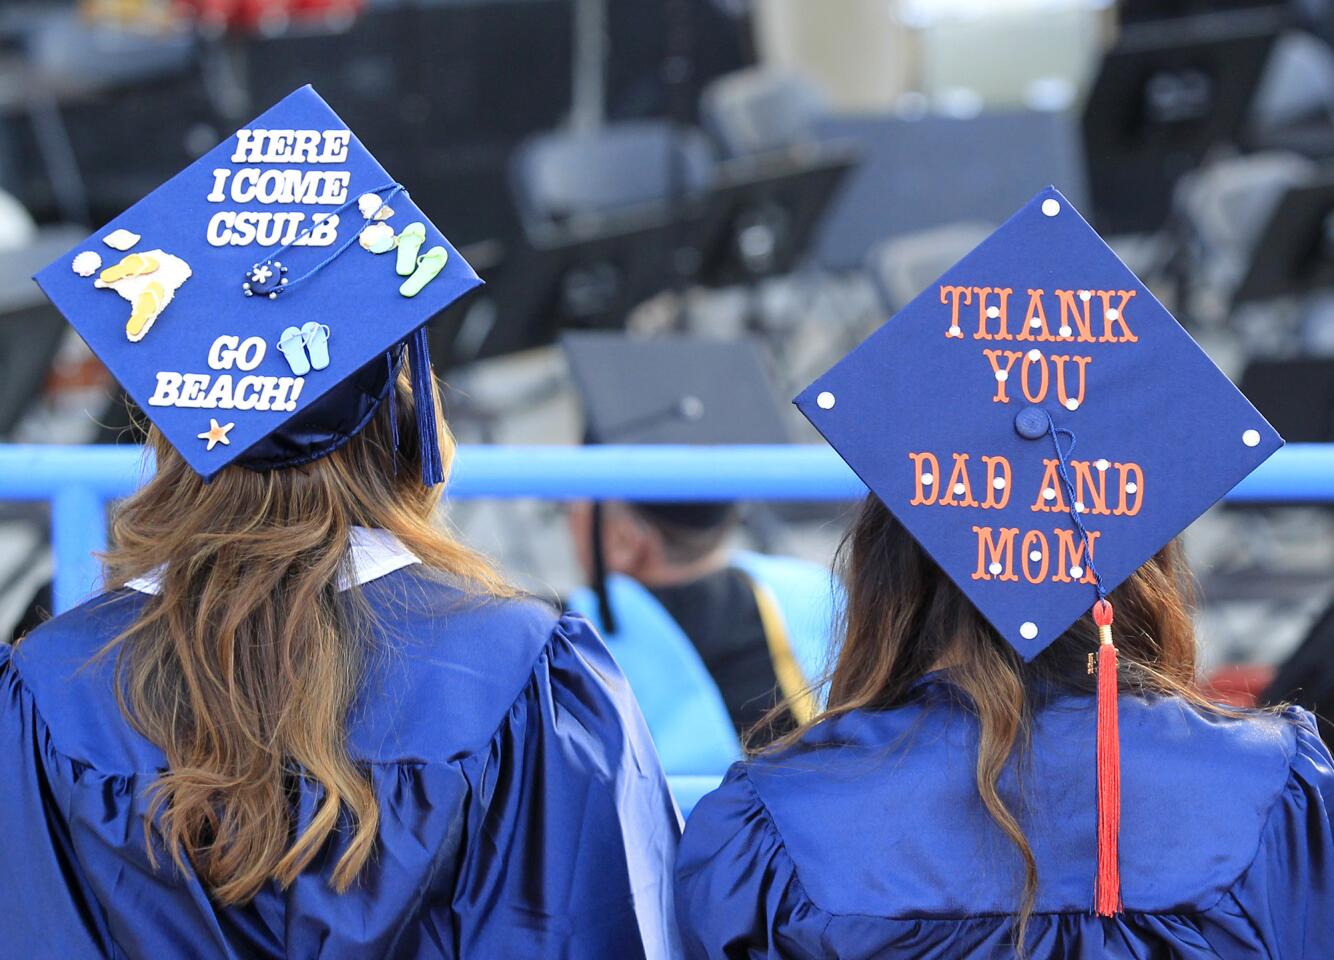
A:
[675,191,1334,958]
[1267,595,1334,746]
[563,333,840,773]
[0,89,680,959]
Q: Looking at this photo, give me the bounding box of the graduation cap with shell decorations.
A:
[794,186,1283,916]
[34,85,481,484]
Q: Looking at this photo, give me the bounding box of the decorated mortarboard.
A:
[34,85,480,483]
[794,186,1282,916]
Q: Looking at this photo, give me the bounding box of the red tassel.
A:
[1092,599,1121,916]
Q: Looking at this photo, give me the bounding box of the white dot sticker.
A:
[986,305,1000,319]
[1095,459,1110,471]
[1070,565,1084,579]
[993,477,1006,490]
[988,562,1003,575]
[922,473,935,486]
[1079,290,1091,302]
[1242,429,1260,447]
[1125,481,1138,494]
[1029,550,1043,562]
[1041,199,1060,217]
[1043,487,1057,501]
[816,391,836,410]
[1020,621,1039,640]
[1058,325,1073,338]
[1106,308,1120,321]
[1064,398,1079,411]
[995,370,1009,382]
[1027,349,1041,361]
[953,482,967,496]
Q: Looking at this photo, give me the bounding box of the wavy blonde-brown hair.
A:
[756,494,1221,953]
[98,367,508,905]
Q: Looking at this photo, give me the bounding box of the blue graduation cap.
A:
[34,85,480,483]
[795,187,1282,662]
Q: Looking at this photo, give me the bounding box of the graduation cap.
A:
[34,85,481,484]
[562,331,790,630]
[795,186,1282,916]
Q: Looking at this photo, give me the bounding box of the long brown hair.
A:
[97,368,507,905]
[758,494,1216,950]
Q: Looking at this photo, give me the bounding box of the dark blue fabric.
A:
[0,569,682,958]
[676,677,1334,958]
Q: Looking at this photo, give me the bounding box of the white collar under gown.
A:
[675,671,1334,959]
[0,529,683,959]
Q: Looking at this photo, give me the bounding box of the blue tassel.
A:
[409,327,445,485]
[386,351,400,475]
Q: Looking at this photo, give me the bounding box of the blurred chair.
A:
[699,67,829,158]
[509,120,716,231]
[1249,29,1334,155]
[865,220,995,313]
[1175,151,1316,296]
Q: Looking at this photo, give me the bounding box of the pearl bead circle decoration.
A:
[1027,348,1041,361]
[1041,198,1060,217]
[1029,550,1043,562]
[922,473,935,486]
[816,391,836,410]
[1043,487,1057,501]
[989,562,1003,575]
[1070,565,1084,579]
[1242,429,1260,447]
[993,477,1006,490]
[1125,482,1138,494]
[986,305,1000,319]
[1020,621,1039,640]
[1064,398,1079,411]
[953,482,967,496]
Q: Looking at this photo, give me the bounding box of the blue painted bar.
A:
[2,442,1332,502]
[3,442,1333,613]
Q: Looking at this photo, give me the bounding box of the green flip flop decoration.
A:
[396,222,427,276]
[400,245,449,298]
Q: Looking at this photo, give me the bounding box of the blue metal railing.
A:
[3,443,1333,613]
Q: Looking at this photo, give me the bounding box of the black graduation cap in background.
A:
[561,331,791,631]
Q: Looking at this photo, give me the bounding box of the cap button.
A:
[1014,405,1049,440]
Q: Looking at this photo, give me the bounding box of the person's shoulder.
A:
[351,568,573,763]
[6,590,164,774]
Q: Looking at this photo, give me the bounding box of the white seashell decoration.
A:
[102,228,141,251]
[358,193,386,219]
[358,222,397,254]
[72,250,102,277]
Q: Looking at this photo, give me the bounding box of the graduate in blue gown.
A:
[561,333,839,775]
[676,188,1334,958]
[3,86,681,959]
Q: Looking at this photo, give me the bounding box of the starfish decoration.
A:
[197,418,234,451]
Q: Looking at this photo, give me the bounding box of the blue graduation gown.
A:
[0,568,682,958]
[677,673,1334,958]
